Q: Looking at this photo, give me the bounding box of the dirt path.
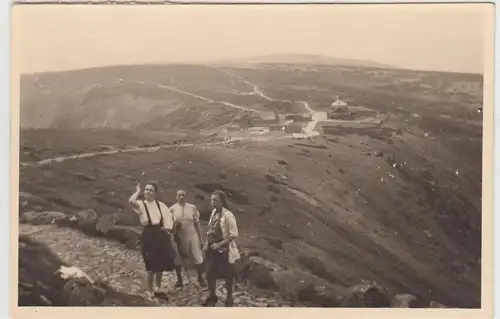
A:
[19,223,296,307]
[20,134,299,168]
[128,80,260,113]
[216,69,325,139]
[218,69,291,103]
[21,140,233,168]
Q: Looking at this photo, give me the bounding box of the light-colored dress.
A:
[169,202,204,265]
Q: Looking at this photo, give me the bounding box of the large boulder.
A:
[239,256,285,290]
[56,209,100,236]
[340,281,391,307]
[59,267,106,306]
[19,235,70,306]
[95,214,117,235]
[20,211,67,225]
[75,209,99,233]
[113,211,140,226]
[19,235,151,306]
[106,225,141,250]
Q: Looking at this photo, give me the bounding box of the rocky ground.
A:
[18,223,299,307]
[18,210,448,308]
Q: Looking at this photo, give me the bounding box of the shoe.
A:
[145,291,155,300]
[198,278,207,287]
[154,290,169,300]
[202,295,218,307]
[224,297,234,307]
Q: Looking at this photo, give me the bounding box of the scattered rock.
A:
[277,160,288,166]
[340,281,391,307]
[391,293,426,308]
[20,211,67,225]
[429,300,447,308]
[297,283,346,307]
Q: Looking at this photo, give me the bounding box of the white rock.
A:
[56,266,94,284]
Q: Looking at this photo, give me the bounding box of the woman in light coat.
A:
[202,190,240,307]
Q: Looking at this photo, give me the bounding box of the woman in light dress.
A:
[169,189,206,287]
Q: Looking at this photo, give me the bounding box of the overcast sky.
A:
[13,3,490,74]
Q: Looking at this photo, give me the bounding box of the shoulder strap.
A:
[142,201,153,225]
[155,200,164,226]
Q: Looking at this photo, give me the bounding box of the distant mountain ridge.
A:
[20,59,481,130]
[212,53,398,69]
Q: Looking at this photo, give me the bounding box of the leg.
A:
[202,257,218,306]
[175,266,184,287]
[154,272,163,289]
[195,263,206,287]
[224,275,234,307]
[146,271,154,292]
[191,239,206,287]
[208,275,217,297]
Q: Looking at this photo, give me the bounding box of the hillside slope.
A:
[19,60,483,308]
[19,124,481,307]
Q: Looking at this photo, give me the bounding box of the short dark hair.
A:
[145,181,160,193]
[212,190,229,209]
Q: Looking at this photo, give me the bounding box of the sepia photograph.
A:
[11,2,494,316]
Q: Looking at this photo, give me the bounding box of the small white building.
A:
[331,97,348,107]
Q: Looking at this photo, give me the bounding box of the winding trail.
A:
[19,223,298,307]
[218,69,291,104]
[129,80,260,113]
[23,140,231,168]
[216,68,324,138]
[20,134,300,168]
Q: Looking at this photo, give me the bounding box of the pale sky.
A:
[12,3,490,74]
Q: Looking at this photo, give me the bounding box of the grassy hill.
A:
[20,61,482,130]
[18,61,483,308]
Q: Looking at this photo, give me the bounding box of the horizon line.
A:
[19,60,484,77]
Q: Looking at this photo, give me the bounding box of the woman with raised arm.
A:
[129,181,176,299]
[202,190,241,307]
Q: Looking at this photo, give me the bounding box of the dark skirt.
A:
[140,225,176,272]
[204,248,235,280]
